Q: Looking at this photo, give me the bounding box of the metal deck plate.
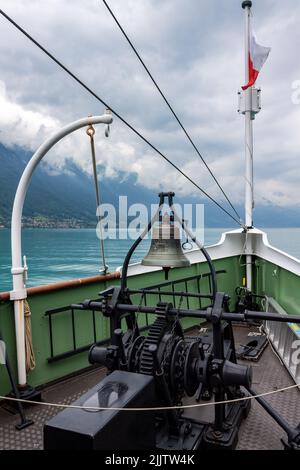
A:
[0,367,106,450]
[235,326,300,450]
[0,326,299,450]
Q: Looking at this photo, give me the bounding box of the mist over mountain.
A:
[0,143,299,229]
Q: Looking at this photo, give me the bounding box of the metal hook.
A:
[105,125,110,138]
[104,108,112,138]
[86,125,95,138]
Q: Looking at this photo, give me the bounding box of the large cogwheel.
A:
[139,315,183,393]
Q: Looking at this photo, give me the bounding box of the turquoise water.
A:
[0,228,300,292]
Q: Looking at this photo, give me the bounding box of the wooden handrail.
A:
[0,271,120,302]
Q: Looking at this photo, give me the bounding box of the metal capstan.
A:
[141,212,190,269]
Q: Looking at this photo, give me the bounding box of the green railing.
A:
[44,270,226,363]
[0,256,244,396]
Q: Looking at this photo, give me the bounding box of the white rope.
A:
[0,382,299,412]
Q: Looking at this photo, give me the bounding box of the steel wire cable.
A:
[102,0,242,224]
[0,9,243,227]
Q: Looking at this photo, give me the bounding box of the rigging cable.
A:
[101,0,242,224]
[0,9,243,228]
[86,123,108,274]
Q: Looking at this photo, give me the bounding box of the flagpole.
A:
[242,0,253,290]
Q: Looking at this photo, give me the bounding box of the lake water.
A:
[0,227,300,292]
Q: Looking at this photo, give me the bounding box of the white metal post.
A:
[10,112,113,387]
[242,1,253,290]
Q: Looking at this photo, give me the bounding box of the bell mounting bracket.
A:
[119,191,217,298]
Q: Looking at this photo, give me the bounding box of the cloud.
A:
[0,0,299,211]
[0,81,59,148]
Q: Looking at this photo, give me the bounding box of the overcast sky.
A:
[0,0,299,214]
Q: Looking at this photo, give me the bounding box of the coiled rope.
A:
[24,300,36,372]
[0,382,299,412]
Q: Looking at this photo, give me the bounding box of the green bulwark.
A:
[0,254,297,397]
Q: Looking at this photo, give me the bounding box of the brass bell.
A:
[141,213,190,268]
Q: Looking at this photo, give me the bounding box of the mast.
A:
[240,1,269,290]
[242,1,254,229]
[242,1,254,290]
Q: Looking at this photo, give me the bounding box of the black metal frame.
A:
[45,305,100,363]
[120,192,217,299]
[45,270,224,363]
[76,288,300,449]
[0,330,34,430]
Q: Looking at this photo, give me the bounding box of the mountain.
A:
[0,142,157,228]
[0,143,299,228]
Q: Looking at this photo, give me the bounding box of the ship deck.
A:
[0,324,299,451]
